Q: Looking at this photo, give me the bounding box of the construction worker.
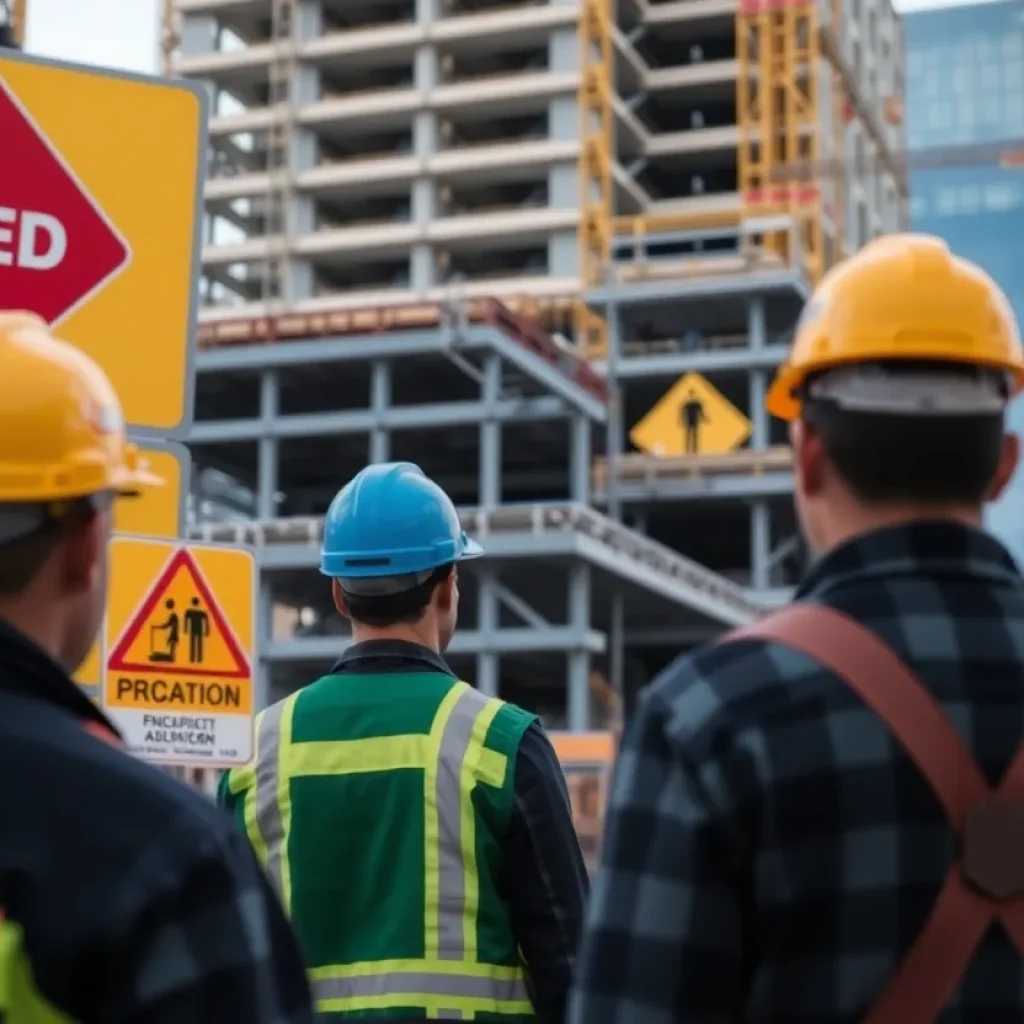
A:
[219,461,589,1023]
[569,234,1024,1022]
[0,312,315,1022]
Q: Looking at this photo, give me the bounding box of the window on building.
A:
[985,182,1024,212]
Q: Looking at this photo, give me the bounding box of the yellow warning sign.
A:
[630,372,751,457]
[103,537,255,767]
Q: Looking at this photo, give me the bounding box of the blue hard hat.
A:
[320,462,483,585]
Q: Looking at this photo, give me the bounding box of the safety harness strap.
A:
[728,603,1024,1024]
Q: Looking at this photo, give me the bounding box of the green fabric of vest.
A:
[221,671,538,1021]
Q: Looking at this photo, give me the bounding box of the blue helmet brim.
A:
[459,536,484,560]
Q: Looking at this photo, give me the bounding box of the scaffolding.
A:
[264,0,297,305]
[736,0,832,285]
[576,0,614,359]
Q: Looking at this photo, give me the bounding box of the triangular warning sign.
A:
[107,548,250,680]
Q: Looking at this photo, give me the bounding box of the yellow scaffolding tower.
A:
[576,0,614,359]
[736,0,830,286]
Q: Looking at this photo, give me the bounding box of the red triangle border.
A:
[107,548,251,680]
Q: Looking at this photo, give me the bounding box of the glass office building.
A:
[906,0,1024,563]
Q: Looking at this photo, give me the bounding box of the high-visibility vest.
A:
[729,604,1024,1023]
[0,913,73,1022]
[222,671,539,1020]
[0,717,118,1023]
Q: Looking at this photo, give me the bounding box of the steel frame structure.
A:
[187,304,765,732]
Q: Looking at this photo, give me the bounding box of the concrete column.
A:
[549,97,580,141]
[257,370,279,518]
[475,568,499,697]
[570,415,590,503]
[297,0,322,39]
[566,564,591,731]
[605,290,624,522]
[748,297,766,350]
[181,14,217,55]
[749,370,768,449]
[610,590,624,699]
[751,501,771,590]
[256,577,274,711]
[369,362,391,464]
[479,355,502,507]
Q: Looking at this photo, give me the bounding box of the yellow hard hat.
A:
[766,233,1024,421]
[0,311,163,505]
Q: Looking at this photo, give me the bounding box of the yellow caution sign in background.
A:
[104,537,256,767]
[630,372,752,457]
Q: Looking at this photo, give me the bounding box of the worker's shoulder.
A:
[641,617,842,754]
[2,693,237,885]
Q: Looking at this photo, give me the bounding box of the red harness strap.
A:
[82,718,121,748]
[729,603,1024,1023]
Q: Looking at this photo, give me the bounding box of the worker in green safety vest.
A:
[219,462,589,1023]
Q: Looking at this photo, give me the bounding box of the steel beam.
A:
[196,324,606,422]
[491,579,551,629]
[595,343,789,379]
[574,534,752,627]
[586,271,809,307]
[188,396,568,444]
[593,472,795,503]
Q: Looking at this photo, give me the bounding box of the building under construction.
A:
[165,0,907,828]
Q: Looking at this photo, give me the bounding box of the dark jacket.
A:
[571,522,1024,1023]
[0,619,315,1023]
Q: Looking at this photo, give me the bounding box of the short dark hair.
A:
[341,564,454,628]
[0,501,97,597]
[802,368,1004,506]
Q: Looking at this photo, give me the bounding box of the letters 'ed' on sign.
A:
[104,537,256,767]
[0,51,206,436]
[630,372,753,458]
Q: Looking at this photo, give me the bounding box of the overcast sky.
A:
[23,0,1000,73]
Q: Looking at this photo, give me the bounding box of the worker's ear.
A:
[59,507,109,595]
[790,417,826,498]
[435,568,456,612]
[986,432,1020,503]
[332,579,351,619]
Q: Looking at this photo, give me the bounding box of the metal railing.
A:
[191,502,768,621]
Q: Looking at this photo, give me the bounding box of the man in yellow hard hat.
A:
[569,234,1024,1022]
[0,312,316,1022]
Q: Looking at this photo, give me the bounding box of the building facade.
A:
[905,0,1024,563]
[166,0,903,736]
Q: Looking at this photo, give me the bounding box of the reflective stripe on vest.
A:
[243,680,534,1017]
[0,913,74,1023]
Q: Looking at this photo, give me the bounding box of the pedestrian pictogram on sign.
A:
[107,548,249,681]
[0,75,130,325]
[103,538,255,768]
[630,372,752,458]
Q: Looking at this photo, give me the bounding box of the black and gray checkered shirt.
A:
[0,619,315,1023]
[569,521,1024,1023]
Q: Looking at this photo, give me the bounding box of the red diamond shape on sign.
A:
[0,74,130,326]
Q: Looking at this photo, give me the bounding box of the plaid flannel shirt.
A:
[569,521,1024,1023]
